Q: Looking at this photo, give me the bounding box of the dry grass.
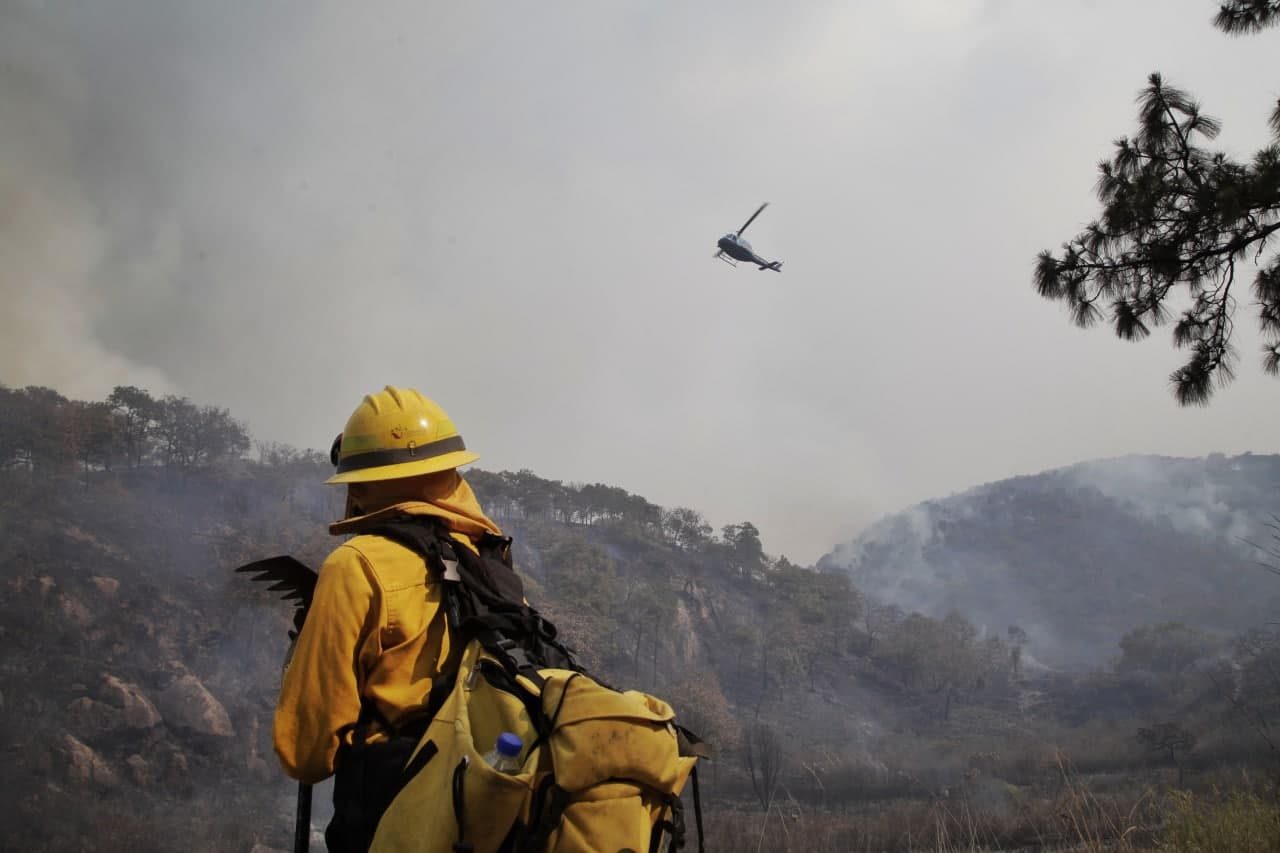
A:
[1153,786,1280,853]
[696,755,1280,852]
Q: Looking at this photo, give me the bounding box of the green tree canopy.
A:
[722,521,765,575]
[153,395,250,470]
[1035,4,1279,405]
[662,506,712,551]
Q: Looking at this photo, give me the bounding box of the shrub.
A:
[1156,787,1280,852]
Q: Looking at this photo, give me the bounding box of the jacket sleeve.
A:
[272,544,377,784]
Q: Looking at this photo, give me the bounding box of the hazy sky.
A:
[3,0,1278,563]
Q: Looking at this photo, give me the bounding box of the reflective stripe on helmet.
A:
[333,435,467,474]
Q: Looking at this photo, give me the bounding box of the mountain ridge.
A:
[818,452,1280,666]
[5,383,1280,849]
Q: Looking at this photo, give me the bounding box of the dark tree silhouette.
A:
[722,521,765,576]
[154,395,249,470]
[107,385,160,470]
[741,722,783,810]
[13,386,73,472]
[1034,4,1279,405]
[1137,721,1197,786]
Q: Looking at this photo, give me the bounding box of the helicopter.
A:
[715,202,783,271]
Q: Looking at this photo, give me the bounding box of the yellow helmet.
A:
[325,386,480,484]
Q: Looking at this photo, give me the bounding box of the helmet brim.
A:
[324,449,480,485]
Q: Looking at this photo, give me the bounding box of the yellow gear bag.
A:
[369,639,703,853]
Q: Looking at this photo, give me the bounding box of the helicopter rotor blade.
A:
[736,202,769,237]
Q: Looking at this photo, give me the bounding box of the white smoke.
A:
[0,6,174,397]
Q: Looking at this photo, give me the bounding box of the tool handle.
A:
[294,782,313,853]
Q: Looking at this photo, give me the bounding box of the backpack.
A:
[363,516,709,853]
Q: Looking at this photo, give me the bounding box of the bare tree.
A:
[1008,625,1028,679]
[741,722,784,810]
[1137,721,1197,786]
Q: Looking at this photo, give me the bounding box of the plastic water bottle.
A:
[483,732,523,774]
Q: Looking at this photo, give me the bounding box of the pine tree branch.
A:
[1214,0,1280,35]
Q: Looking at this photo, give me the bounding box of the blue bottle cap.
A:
[496,732,523,757]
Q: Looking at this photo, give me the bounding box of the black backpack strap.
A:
[650,794,686,853]
[520,777,570,853]
[450,756,474,853]
[476,531,514,567]
[478,630,548,688]
[331,699,436,853]
[366,516,583,676]
[366,516,526,607]
[474,657,552,742]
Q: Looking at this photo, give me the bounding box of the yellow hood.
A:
[330,469,500,540]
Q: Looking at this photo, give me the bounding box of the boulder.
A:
[65,696,124,739]
[158,674,235,737]
[62,734,119,789]
[125,754,154,787]
[100,675,162,729]
[90,576,120,597]
[66,676,163,737]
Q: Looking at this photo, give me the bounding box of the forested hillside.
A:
[4,384,1280,851]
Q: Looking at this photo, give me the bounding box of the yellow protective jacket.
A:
[272,472,501,784]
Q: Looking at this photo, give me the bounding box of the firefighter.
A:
[273,385,500,851]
